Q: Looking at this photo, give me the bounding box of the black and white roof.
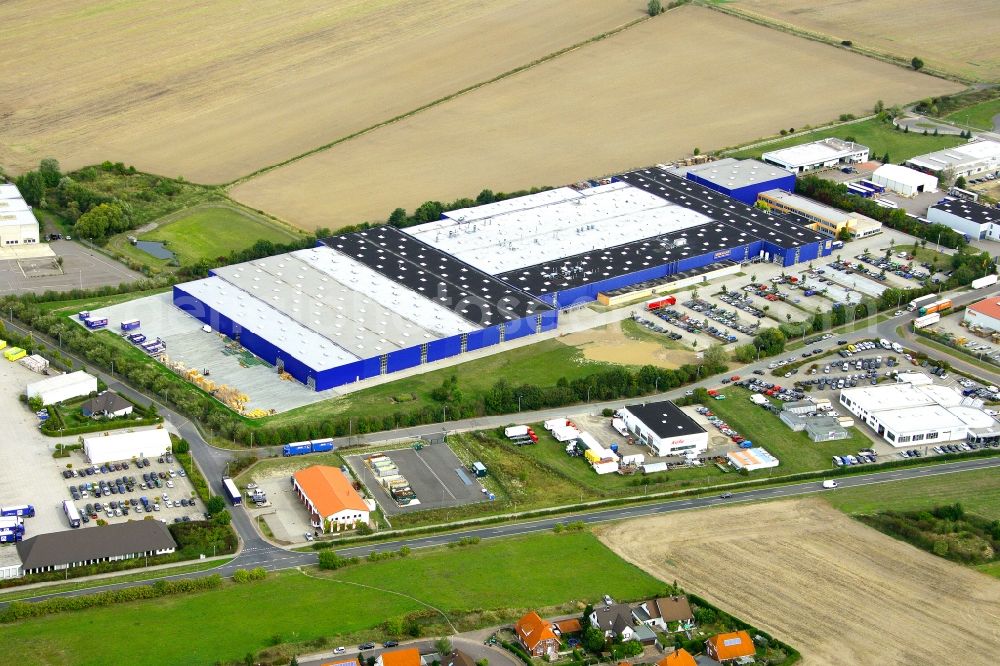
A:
[321,227,552,327]
[497,220,754,297]
[618,167,825,248]
[931,198,1000,226]
[624,400,706,439]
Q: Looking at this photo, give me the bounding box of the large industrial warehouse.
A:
[168,165,829,392]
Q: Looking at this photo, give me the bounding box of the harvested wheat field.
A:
[726,0,1000,82]
[0,0,641,181]
[559,323,695,369]
[598,498,1000,666]
[232,5,961,230]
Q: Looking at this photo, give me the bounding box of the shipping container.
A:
[310,438,335,453]
[907,294,937,311]
[504,425,529,438]
[281,442,312,457]
[859,179,886,193]
[913,312,941,329]
[3,347,26,362]
[84,317,108,329]
[971,274,998,289]
[645,295,677,311]
[77,311,91,321]
[120,319,141,331]
[1,504,34,518]
[918,299,952,316]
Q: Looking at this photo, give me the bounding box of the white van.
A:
[821,480,838,489]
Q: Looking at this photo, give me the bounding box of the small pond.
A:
[134,240,176,260]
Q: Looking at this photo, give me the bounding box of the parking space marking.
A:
[414,453,457,500]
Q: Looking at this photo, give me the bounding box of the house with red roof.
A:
[705,630,755,662]
[292,465,369,532]
[515,611,560,658]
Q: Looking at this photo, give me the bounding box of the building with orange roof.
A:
[375,648,421,666]
[705,630,755,662]
[515,610,560,657]
[292,465,369,532]
[965,296,1000,332]
[657,649,696,666]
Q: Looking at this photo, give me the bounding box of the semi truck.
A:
[222,477,241,505]
[1,504,35,518]
[918,299,953,316]
[645,295,676,311]
[120,319,141,331]
[280,438,336,457]
[77,311,91,321]
[913,313,940,329]
[971,274,998,289]
[907,294,936,312]
[84,317,108,329]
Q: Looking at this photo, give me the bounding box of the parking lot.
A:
[347,444,488,516]
[0,351,199,543]
[249,475,315,544]
[922,310,1000,367]
[0,240,141,296]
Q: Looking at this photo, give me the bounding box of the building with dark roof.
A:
[672,158,795,205]
[169,163,828,391]
[927,198,1000,241]
[16,520,176,574]
[80,391,134,419]
[620,400,708,457]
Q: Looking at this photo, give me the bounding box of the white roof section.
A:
[0,184,22,200]
[841,381,963,412]
[760,189,853,224]
[178,276,359,371]
[677,158,793,189]
[26,371,97,396]
[895,372,933,386]
[84,429,171,465]
[0,209,38,228]
[762,138,868,168]
[906,140,1000,171]
[873,164,937,188]
[292,246,476,336]
[441,187,597,223]
[403,183,713,274]
[212,250,475,358]
[0,197,29,213]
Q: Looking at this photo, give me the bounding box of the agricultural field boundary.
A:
[226,14,653,188]
[719,114,876,155]
[698,1,974,84]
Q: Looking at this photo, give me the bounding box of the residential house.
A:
[589,603,637,641]
[80,391,134,419]
[376,648,422,666]
[554,618,581,636]
[633,595,695,631]
[705,631,755,663]
[515,611,560,658]
[658,649,697,666]
[441,652,476,666]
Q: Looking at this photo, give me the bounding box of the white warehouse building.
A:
[871,164,938,197]
[0,184,40,247]
[761,138,869,173]
[83,429,172,465]
[905,139,1000,180]
[927,198,1000,241]
[839,379,995,447]
[26,371,98,405]
[619,400,708,457]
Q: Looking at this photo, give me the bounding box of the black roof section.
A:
[17,520,176,570]
[321,227,553,327]
[617,167,825,248]
[497,221,755,298]
[931,198,1000,226]
[624,400,706,439]
[81,391,132,415]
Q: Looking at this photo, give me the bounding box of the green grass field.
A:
[267,339,607,427]
[730,117,965,164]
[823,467,1000,520]
[140,206,301,265]
[708,387,873,473]
[0,532,664,666]
[944,98,1000,131]
[620,318,689,351]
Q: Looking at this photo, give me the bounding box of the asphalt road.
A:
[4,283,999,605]
[6,453,999,607]
[297,636,520,666]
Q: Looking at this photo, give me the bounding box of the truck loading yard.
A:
[346,445,488,516]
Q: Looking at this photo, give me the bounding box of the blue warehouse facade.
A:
[170,162,825,391]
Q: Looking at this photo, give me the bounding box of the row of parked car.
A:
[734,378,805,402]
[61,454,175,480]
[633,316,683,340]
[724,289,766,318]
[694,406,752,447]
[682,298,757,337]
[833,449,878,466]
